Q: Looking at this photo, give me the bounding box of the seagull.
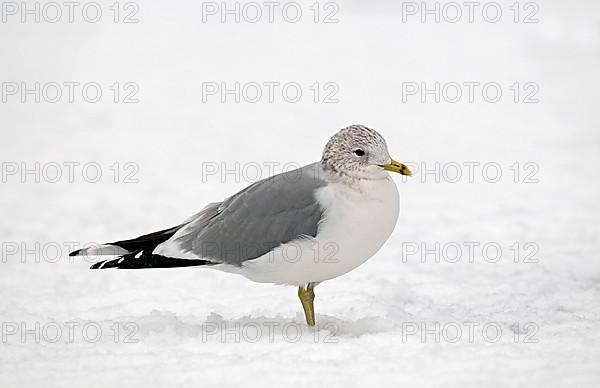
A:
[70,125,412,326]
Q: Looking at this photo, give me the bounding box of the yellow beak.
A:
[379,159,412,176]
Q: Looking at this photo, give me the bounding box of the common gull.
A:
[70,124,412,326]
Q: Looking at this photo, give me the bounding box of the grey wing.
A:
[154,162,327,266]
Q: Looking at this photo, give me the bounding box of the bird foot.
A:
[298,283,316,327]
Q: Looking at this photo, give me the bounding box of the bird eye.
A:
[353,149,365,156]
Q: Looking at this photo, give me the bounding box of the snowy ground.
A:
[1,0,600,386]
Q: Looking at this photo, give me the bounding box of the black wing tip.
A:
[89,254,212,270]
[90,261,104,269]
[90,257,118,269]
[69,249,81,257]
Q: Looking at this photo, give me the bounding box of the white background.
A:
[1,0,599,386]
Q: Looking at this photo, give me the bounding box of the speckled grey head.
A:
[320,125,412,179]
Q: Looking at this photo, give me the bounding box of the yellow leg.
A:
[298,283,316,327]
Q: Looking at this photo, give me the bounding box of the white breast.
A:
[234,175,400,285]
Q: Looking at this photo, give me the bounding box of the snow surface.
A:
[1,0,599,387]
